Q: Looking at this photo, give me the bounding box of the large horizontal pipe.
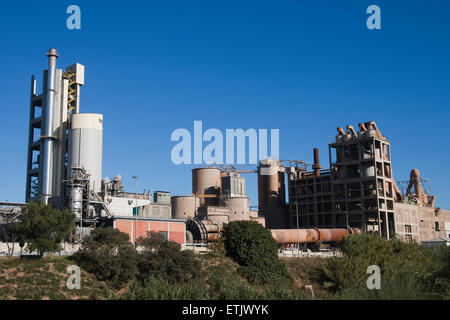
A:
[270,228,351,244]
[207,233,220,241]
[204,224,220,233]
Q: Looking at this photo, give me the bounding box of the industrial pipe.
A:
[406,169,423,202]
[313,148,321,176]
[392,178,403,202]
[364,121,384,139]
[42,48,59,204]
[270,228,352,244]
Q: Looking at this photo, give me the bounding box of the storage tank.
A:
[192,167,221,206]
[68,113,103,192]
[225,196,250,221]
[171,195,200,219]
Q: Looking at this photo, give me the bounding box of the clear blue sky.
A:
[0,1,449,208]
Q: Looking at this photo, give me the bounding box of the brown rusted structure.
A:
[257,159,289,229]
[405,169,436,207]
[270,228,353,244]
[286,122,396,238]
[192,167,221,206]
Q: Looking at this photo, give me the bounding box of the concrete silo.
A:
[171,195,200,219]
[68,113,103,193]
[192,167,221,206]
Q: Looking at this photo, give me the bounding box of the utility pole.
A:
[132,176,138,246]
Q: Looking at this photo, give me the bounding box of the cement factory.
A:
[1,49,450,252]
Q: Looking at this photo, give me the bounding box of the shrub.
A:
[222,220,290,284]
[137,239,201,284]
[137,231,166,253]
[314,234,443,299]
[15,201,75,257]
[73,228,139,289]
[124,277,205,300]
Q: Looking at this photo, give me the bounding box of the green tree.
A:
[137,239,201,284]
[73,228,139,289]
[137,231,167,253]
[15,201,75,257]
[222,220,290,284]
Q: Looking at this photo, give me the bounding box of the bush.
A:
[124,277,205,300]
[334,268,430,300]
[137,231,166,253]
[222,220,290,284]
[73,228,139,289]
[15,201,75,257]
[314,234,444,299]
[137,239,201,284]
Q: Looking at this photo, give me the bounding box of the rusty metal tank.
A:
[192,167,221,206]
[171,195,200,219]
[225,196,250,221]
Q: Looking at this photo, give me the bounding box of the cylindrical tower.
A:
[68,113,103,192]
[192,167,221,206]
[258,159,286,209]
[225,196,250,221]
[171,195,200,219]
[257,165,268,209]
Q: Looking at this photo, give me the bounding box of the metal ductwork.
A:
[186,218,221,244]
[405,169,436,207]
[346,125,357,139]
[358,122,368,133]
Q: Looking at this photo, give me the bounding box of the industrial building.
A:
[21,49,188,245]
[258,122,450,243]
[1,49,449,252]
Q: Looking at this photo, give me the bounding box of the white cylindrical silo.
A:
[68,113,103,193]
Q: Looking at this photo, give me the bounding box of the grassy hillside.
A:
[0,254,316,300]
[0,256,110,300]
[1,233,448,300]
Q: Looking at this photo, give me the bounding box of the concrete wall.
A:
[113,218,186,245]
[394,203,450,242]
[107,196,151,217]
[142,203,171,219]
[0,242,80,256]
